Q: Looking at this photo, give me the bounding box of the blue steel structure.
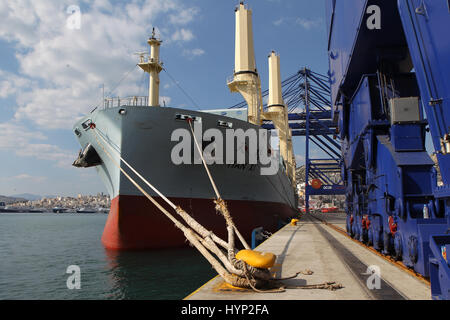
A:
[231,69,346,213]
[294,68,346,212]
[327,0,450,299]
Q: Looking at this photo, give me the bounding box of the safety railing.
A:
[226,75,235,84]
[102,96,149,109]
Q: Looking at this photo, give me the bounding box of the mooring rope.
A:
[242,263,286,293]
[91,125,272,287]
[91,125,181,227]
[94,128,177,210]
[186,118,251,250]
[93,127,229,250]
[89,122,343,293]
[187,119,221,199]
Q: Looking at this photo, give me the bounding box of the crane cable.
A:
[163,67,200,109]
[93,64,139,110]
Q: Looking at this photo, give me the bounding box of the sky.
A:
[0,0,330,197]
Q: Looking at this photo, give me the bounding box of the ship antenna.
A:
[134,51,147,64]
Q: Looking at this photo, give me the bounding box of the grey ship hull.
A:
[73,106,297,249]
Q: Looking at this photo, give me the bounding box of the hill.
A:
[10,193,42,201]
[0,195,27,204]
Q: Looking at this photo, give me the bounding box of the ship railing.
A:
[102,96,149,109]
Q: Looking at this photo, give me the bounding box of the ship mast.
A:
[138,28,163,107]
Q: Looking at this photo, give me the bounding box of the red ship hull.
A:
[102,195,297,250]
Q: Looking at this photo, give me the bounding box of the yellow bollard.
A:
[236,250,276,269]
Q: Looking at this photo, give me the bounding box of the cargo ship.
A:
[73,3,298,250]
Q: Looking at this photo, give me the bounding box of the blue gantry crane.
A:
[327,0,450,299]
[230,0,449,299]
[290,69,346,213]
[231,68,346,213]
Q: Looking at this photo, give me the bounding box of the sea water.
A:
[0,213,216,300]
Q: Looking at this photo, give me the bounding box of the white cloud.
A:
[273,18,285,26]
[295,17,323,30]
[169,7,199,25]
[2,174,48,183]
[190,48,205,56]
[0,71,34,98]
[171,28,195,42]
[15,143,75,168]
[272,16,323,30]
[0,0,200,130]
[0,122,46,148]
[182,48,205,59]
[0,122,74,167]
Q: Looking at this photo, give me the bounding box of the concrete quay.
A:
[186,212,430,300]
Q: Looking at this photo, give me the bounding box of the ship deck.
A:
[185,212,431,300]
